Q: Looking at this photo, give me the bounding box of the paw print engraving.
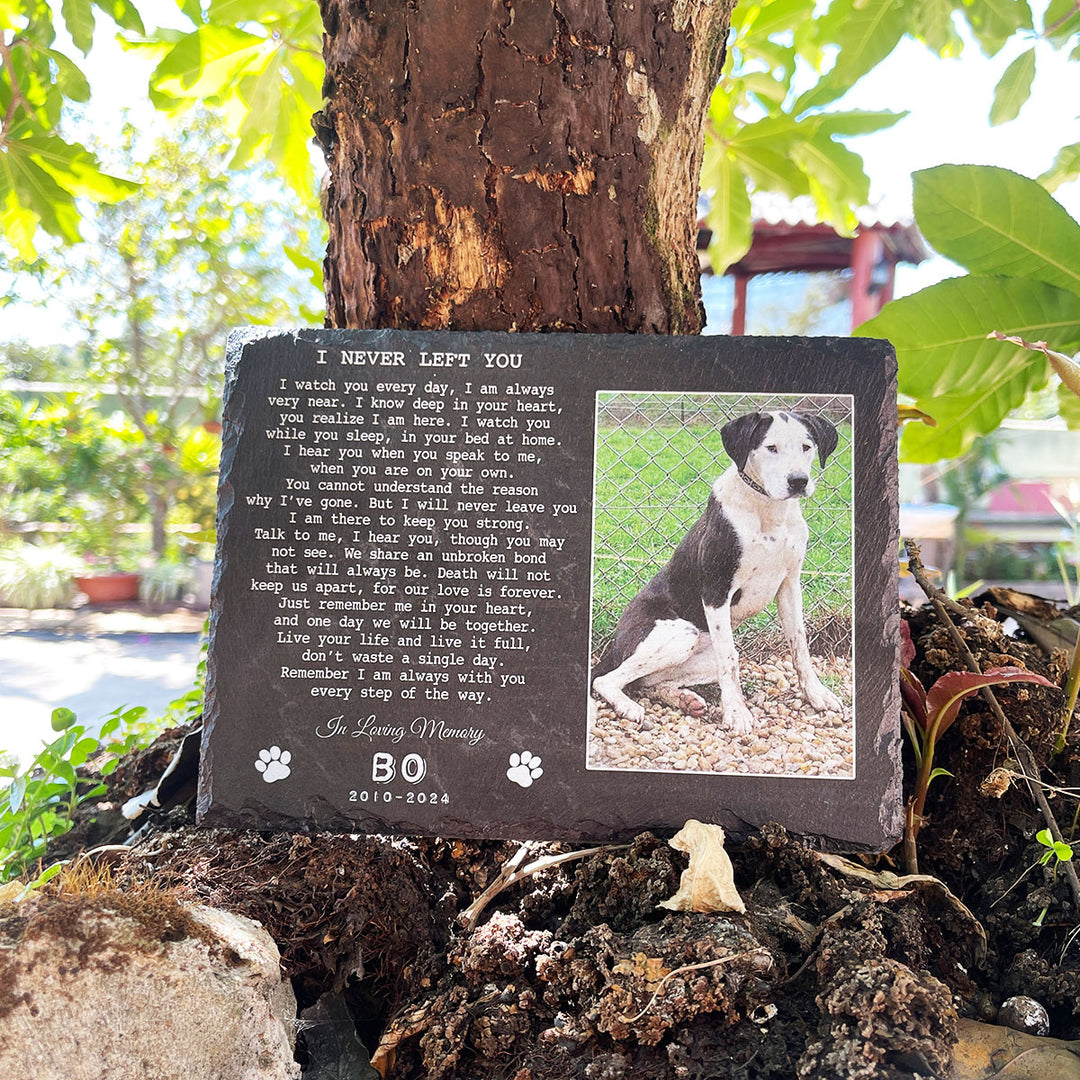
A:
[507,750,543,788]
[255,746,292,783]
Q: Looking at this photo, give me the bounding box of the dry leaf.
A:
[659,820,746,914]
[370,1005,432,1078]
[898,404,937,427]
[952,1018,1080,1080]
[0,880,26,904]
[818,852,987,963]
[613,952,669,984]
[988,331,1080,402]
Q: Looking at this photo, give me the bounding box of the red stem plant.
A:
[899,620,1054,874]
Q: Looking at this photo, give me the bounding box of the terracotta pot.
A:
[73,573,142,604]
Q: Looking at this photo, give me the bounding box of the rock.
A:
[298,992,378,1080]
[0,889,299,1080]
[998,995,1051,1036]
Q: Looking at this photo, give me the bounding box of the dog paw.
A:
[255,745,292,783]
[678,689,708,717]
[804,683,842,713]
[653,686,708,716]
[507,751,543,788]
[724,704,755,736]
[615,700,646,724]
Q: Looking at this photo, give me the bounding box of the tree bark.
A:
[316,0,733,334]
[150,491,168,558]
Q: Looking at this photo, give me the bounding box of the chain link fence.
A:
[590,391,853,665]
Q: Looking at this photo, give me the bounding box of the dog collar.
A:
[738,471,770,497]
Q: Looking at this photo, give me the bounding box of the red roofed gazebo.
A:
[699,195,929,334]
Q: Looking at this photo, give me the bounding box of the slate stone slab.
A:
[199,329,900,849]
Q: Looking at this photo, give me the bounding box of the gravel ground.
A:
[587,653,853,779]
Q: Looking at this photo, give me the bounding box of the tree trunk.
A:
[316,0,734,334]
[150,491,168,558]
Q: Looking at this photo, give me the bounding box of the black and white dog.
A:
[591,410,842,735]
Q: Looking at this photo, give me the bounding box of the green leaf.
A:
[1037,827,1054,847]
[739,70,789,109]
[51,707,77,731]
[927,766,954,783]
[23,861,68,893]
[0,186,41,261]
[207,0,278,25]
[859,276,1080,461]
[723,113,800,156]
[990,48,1035,125]
[909,0,963,55]
[8,775,27,815]
[61,0,95,54]
[1059,382,1080,429]
[93,0,144,34]
[729,137,809,198]
[734,0,816,40]
[1055,841,1074,861]
[20,136,140,201]
[150,25,266,101]
[1039,142,1080,193]
[963,0,1034,57]
[234,49,282,145]
[795,0,909,113]
[899,368,1045,461]
[69,736,99,768]
[913,165,1080,296]
[44,50,92,102]
[789,133,868,232]
[1,144,82,242]
[700,148,752,275]
[284,243,324,292]
[873,275,1080,397]
[738,39,797,83]
[814,109,908,138]
[55,758,79,788]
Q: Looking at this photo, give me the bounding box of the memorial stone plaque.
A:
[199,329,901,849]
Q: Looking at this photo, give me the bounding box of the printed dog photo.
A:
[587,391,855,780]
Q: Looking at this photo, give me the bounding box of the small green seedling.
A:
[0,704,151,884]
[1037,828,1074,868]
[1033,829,1074,927]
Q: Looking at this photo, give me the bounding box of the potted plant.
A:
[68,507,146,604]
[139,556,197,605]
[0,541,82,609]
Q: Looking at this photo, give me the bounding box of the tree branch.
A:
[0,37,35,139]
[1045,1,1080,37]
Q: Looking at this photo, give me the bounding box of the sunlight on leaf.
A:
[990,47,1035,125]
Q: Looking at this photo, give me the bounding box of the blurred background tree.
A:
[37,112,321,554]
[1,109,322,569]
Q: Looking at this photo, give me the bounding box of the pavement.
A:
[0,603,206,768]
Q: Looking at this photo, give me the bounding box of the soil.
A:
[30,594,1080,1078]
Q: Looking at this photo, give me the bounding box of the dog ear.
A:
[721,412,772,471]
[797,412,839,466]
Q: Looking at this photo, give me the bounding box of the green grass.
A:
[591,411,853,651]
